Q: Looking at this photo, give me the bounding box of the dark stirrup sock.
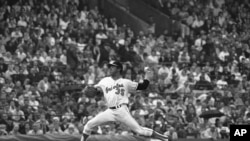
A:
[151,131,169,140]
[82,133,89,141]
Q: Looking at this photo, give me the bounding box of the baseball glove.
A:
[83,86,99,98]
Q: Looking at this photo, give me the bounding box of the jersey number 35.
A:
[115,87,125,96]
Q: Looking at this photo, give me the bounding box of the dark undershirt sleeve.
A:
[136,79,150,90]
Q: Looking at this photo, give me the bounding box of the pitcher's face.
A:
[109,66,119,75]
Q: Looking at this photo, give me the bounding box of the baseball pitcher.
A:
[81,61,169,141]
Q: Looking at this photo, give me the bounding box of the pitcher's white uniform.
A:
[83,76,153,136]
[98,77,136,107]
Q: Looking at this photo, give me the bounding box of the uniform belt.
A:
[109,103,128,109]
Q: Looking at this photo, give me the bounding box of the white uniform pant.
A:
[83,105,153,136]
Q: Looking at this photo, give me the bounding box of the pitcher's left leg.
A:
[116,106,169,141]
[82,109,115,141]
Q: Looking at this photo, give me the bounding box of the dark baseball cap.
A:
[108,61,123,72]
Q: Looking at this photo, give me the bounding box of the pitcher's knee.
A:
[83,121,94,134]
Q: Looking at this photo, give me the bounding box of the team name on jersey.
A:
[106,83,125,96]
[106,83,124,93]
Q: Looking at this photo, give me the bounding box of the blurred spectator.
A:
[36,114,49,134]
[0,124,8,136]
[50,117,63,134]
[37,76,50,93]
[27,122,43,135]
[10,104,25,122]
[0,113,13,133]
[9,123,21,135]
[201,124,221,140]
[29,95,39,111]
[64,123,79,135]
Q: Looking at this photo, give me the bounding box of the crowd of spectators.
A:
[0,0,250,140]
